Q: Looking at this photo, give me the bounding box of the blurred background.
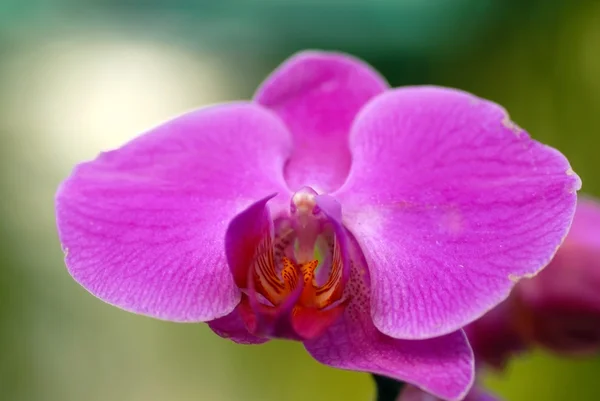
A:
[1,0,599,400]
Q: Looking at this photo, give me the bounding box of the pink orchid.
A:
[55,51,580,400]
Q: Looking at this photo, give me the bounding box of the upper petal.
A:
[304,231,474,401]
[56,103,293,322]
[334,86,580,339]
[254,51,388,193]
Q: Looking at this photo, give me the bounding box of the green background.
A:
[1,0,599,400]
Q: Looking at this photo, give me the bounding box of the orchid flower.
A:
[55,51,580,400]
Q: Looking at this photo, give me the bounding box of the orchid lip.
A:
[237,188,349,340]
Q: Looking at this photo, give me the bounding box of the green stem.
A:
[372,375,405,401]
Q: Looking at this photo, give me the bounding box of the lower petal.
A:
[304,234,474,401]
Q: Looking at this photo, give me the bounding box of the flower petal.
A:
[334,86,580,339]
[56,103,293,322]
[254,51,388,193]
[208,309,269,345]
[304,233,474,401]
